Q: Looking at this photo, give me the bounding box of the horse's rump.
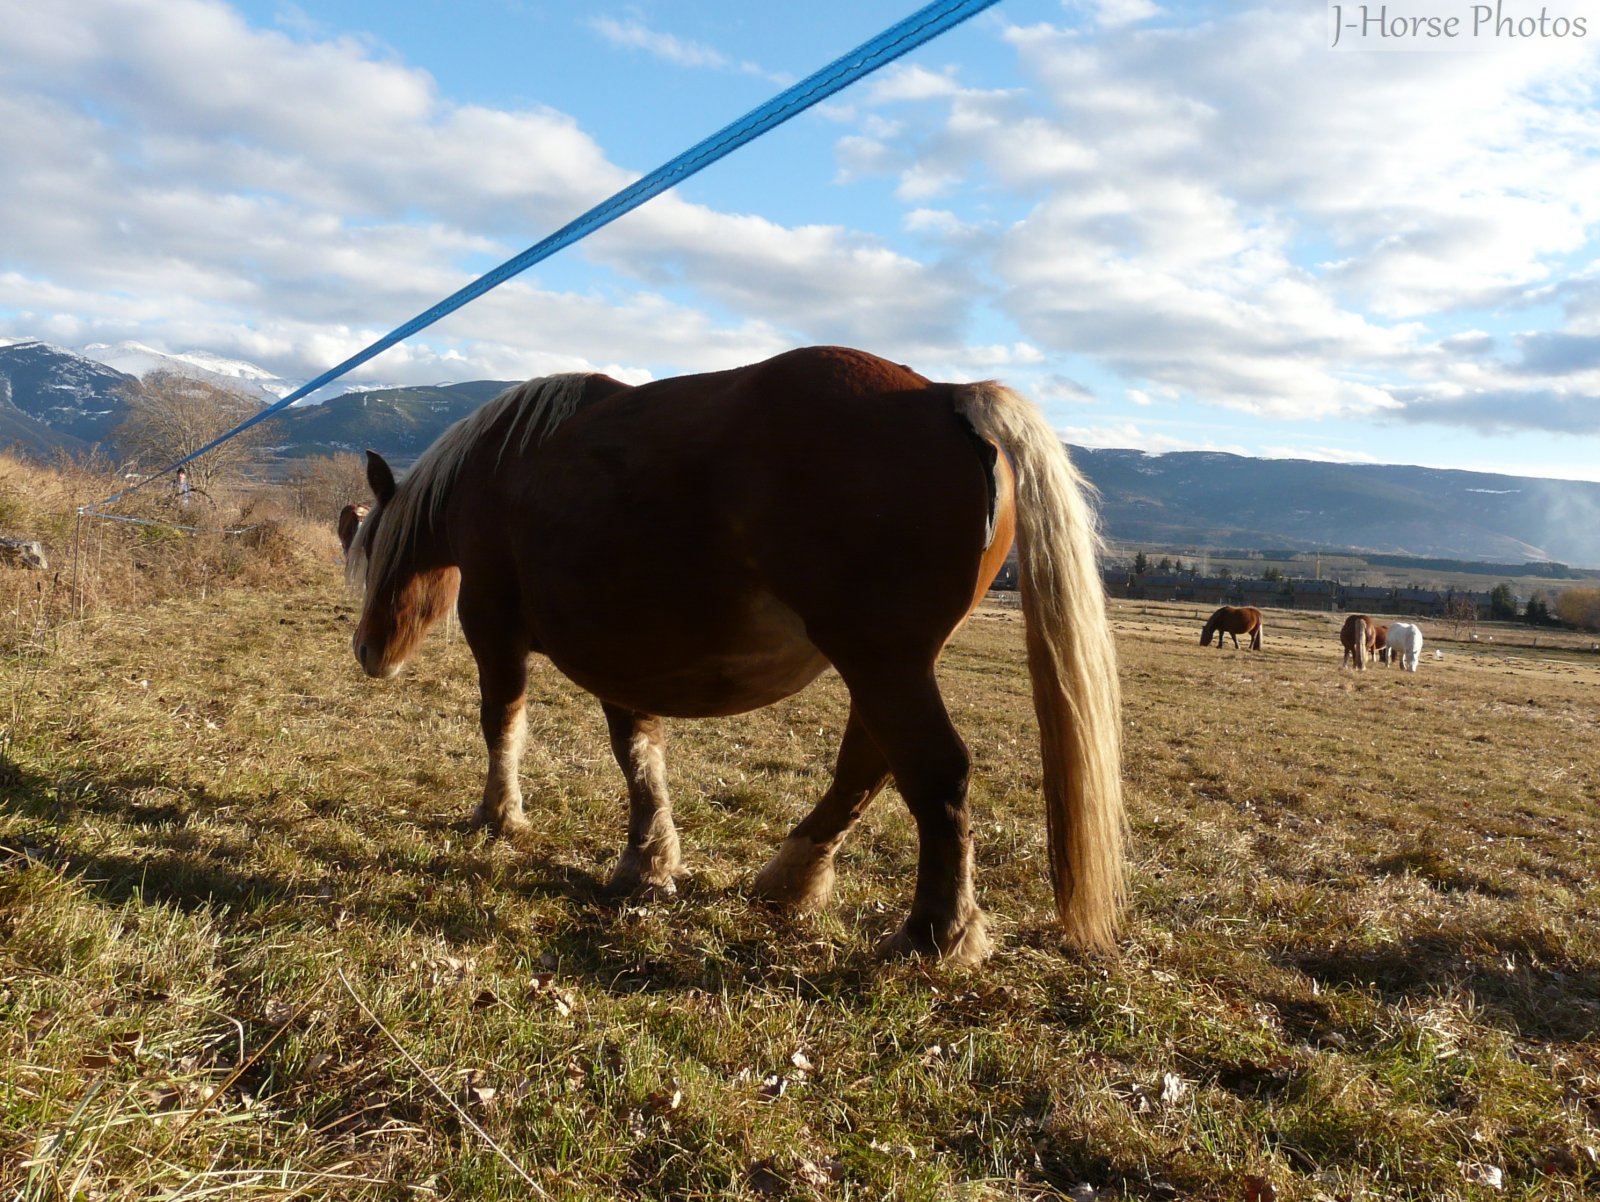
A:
[1340,613,1376,668]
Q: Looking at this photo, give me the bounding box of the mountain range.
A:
[4,337,1598,567]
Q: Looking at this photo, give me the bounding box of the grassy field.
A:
[2,572,1599,1201]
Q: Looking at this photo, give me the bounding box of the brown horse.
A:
[1199,605,1262,650]
[347,347,1124,964]
[336,502,370,555]
[1340,613,1377,669]
[1372,622,1391,666]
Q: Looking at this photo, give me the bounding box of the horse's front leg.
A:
[602,703,682,896]
[459,599,532,837]
[474,656,532,838]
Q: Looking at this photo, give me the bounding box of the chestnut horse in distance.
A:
[1199,605,1263,651]
[346,346,1124,964]
[336,502,369,555]
[1341,613,1378,669]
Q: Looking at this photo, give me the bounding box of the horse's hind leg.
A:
[844,663,989,965]
[602,703,682,896]
[753,708,889,911]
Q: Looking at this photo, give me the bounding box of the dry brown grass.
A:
[0,451,339,656]
[2,572,1598,1200]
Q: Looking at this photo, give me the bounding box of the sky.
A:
[3,0,1600,481]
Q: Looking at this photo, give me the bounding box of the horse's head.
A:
[1199,623,1214,646]
[349,451,460,679]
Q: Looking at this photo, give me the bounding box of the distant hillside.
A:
[1072,448,1600,569]
[0,340,134,443]
[268,380,518,459]
[0,388,91,459]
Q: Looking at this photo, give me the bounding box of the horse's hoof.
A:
[604,870,680,900]
[752,837,836,911]
[605,844,684,898]
[471,805,532,840]
[881,912,993,966]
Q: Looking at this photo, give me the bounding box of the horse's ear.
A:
[366,450,396,505]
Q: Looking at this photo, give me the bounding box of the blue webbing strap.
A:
[82,0,1002,515]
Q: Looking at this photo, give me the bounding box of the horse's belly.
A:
[537,590,831,718]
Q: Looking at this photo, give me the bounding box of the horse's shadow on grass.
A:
[1271,931,1600,1043]
[1,753,309,914]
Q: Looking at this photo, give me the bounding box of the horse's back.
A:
[460,348,1004,715]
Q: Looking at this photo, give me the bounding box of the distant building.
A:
[1341,584,1394,612]
[1393,587,1445,616]
[1131,572,1192,602]
[1237,579,1286,607]
[1101,566,1135,598]
[1289,579,1338,611]
[1188,577,1236,605]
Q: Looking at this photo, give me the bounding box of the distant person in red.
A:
[175,468,192,506]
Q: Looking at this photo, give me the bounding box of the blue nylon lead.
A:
[84,0,1003,514]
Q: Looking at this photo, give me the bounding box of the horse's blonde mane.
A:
[348,373,595,592]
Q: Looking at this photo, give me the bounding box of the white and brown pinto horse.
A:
[1340,613,1378,669]
[1200,605,1263,651]
[347,347,1124,963]
[336,503,370,555]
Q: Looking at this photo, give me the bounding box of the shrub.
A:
[0,451,336,652]
[1556,586,1600,633]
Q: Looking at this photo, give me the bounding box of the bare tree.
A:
[285,452,369,521]
[113,371,266,492]
[1442,593,1478,638]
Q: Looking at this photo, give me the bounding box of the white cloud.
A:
[1056,422,1252,456]
[830,3,1600,433]
[588,16,729,70]
[1067,0,1163,28]
[5,0,1600,466]
[0,0,976,385]
[862,63,967,104]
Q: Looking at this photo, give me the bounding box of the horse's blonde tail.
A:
[957,383,1125,953]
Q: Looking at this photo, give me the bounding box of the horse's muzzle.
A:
[355,640,403,680]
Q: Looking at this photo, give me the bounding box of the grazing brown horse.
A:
[1199,605,1262,650]
[347,346,1124,963]
[1340,613,1377,669]
[1372,622,1391,666]
[336,502,370,555]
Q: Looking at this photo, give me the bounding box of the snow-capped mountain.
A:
[0,336,410,455]
[76,341,404,406]
[78,341,289,401]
